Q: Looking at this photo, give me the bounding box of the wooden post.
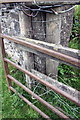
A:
[0,25,12,91]
[19,11,34,88]
[32,12,46,74]
[46,8,61,79]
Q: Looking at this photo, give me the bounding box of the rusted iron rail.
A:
[0,34,80,68]
[9,87,51,119]
[0,0,80,118]
[4,58,80,107]
[0,32,52,119]
[7,75,70,119]
[17,36,80,59]
[0,31,11,92]
[0,31,80,119]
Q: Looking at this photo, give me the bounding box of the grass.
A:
[0,5,80,120]
[0,50,59,119]
[0,55,60,119]
[69,5,80,49]
[0,47,40,119]
[58,5,80,91]
[58,64,80,91]
[0,52,80,119]
[0,48,2,120]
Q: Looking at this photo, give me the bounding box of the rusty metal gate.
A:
[0,0,80,119]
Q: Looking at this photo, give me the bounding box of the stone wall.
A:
[0,3,74,80]
[60,5,74,46]
[1,3,80,106]
[1,4,25,67]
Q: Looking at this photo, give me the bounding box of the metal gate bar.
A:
[9,87,51,120]
[0,32,80,119]
[8,75,70,119]
[0,36,11,92]
[0,0,80,117]
[4,58,80,107]
[0,33,52,119]
[0,34,80,68]
[0,32,71,119]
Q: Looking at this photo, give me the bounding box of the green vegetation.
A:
[57,6,80,118]
[0,49,2,120]
[0,5,80,120]
[1,59,80,119]
[58,64,80,91]
[1,62,39,119]
[1,57,60,119]
[69,5,80,49]
[58,5,80,91]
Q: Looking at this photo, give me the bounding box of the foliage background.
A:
[0,5,80,119]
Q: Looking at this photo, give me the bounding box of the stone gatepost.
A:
[19,4,74,81]
[1,3,74,88]
[19,11,34,88]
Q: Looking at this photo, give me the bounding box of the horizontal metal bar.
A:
[9,86,51,119]
[7,75,70,119]
[4,58,80,106]
[31,69,80,101]
[1,34,80,68]
[1,0,80,4]
[17,36,80,59]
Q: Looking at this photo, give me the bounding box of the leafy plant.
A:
[58,64,80,91]
[69,5,80,49]
[1,5,80,120]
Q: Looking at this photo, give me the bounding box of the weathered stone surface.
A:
[46,7,61,79]
[31,69,80,101]
[19,11,34,88]
[0,3,74,86]
[32,12,46,74]
[60,5,74,46]
[0,4,23,67]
